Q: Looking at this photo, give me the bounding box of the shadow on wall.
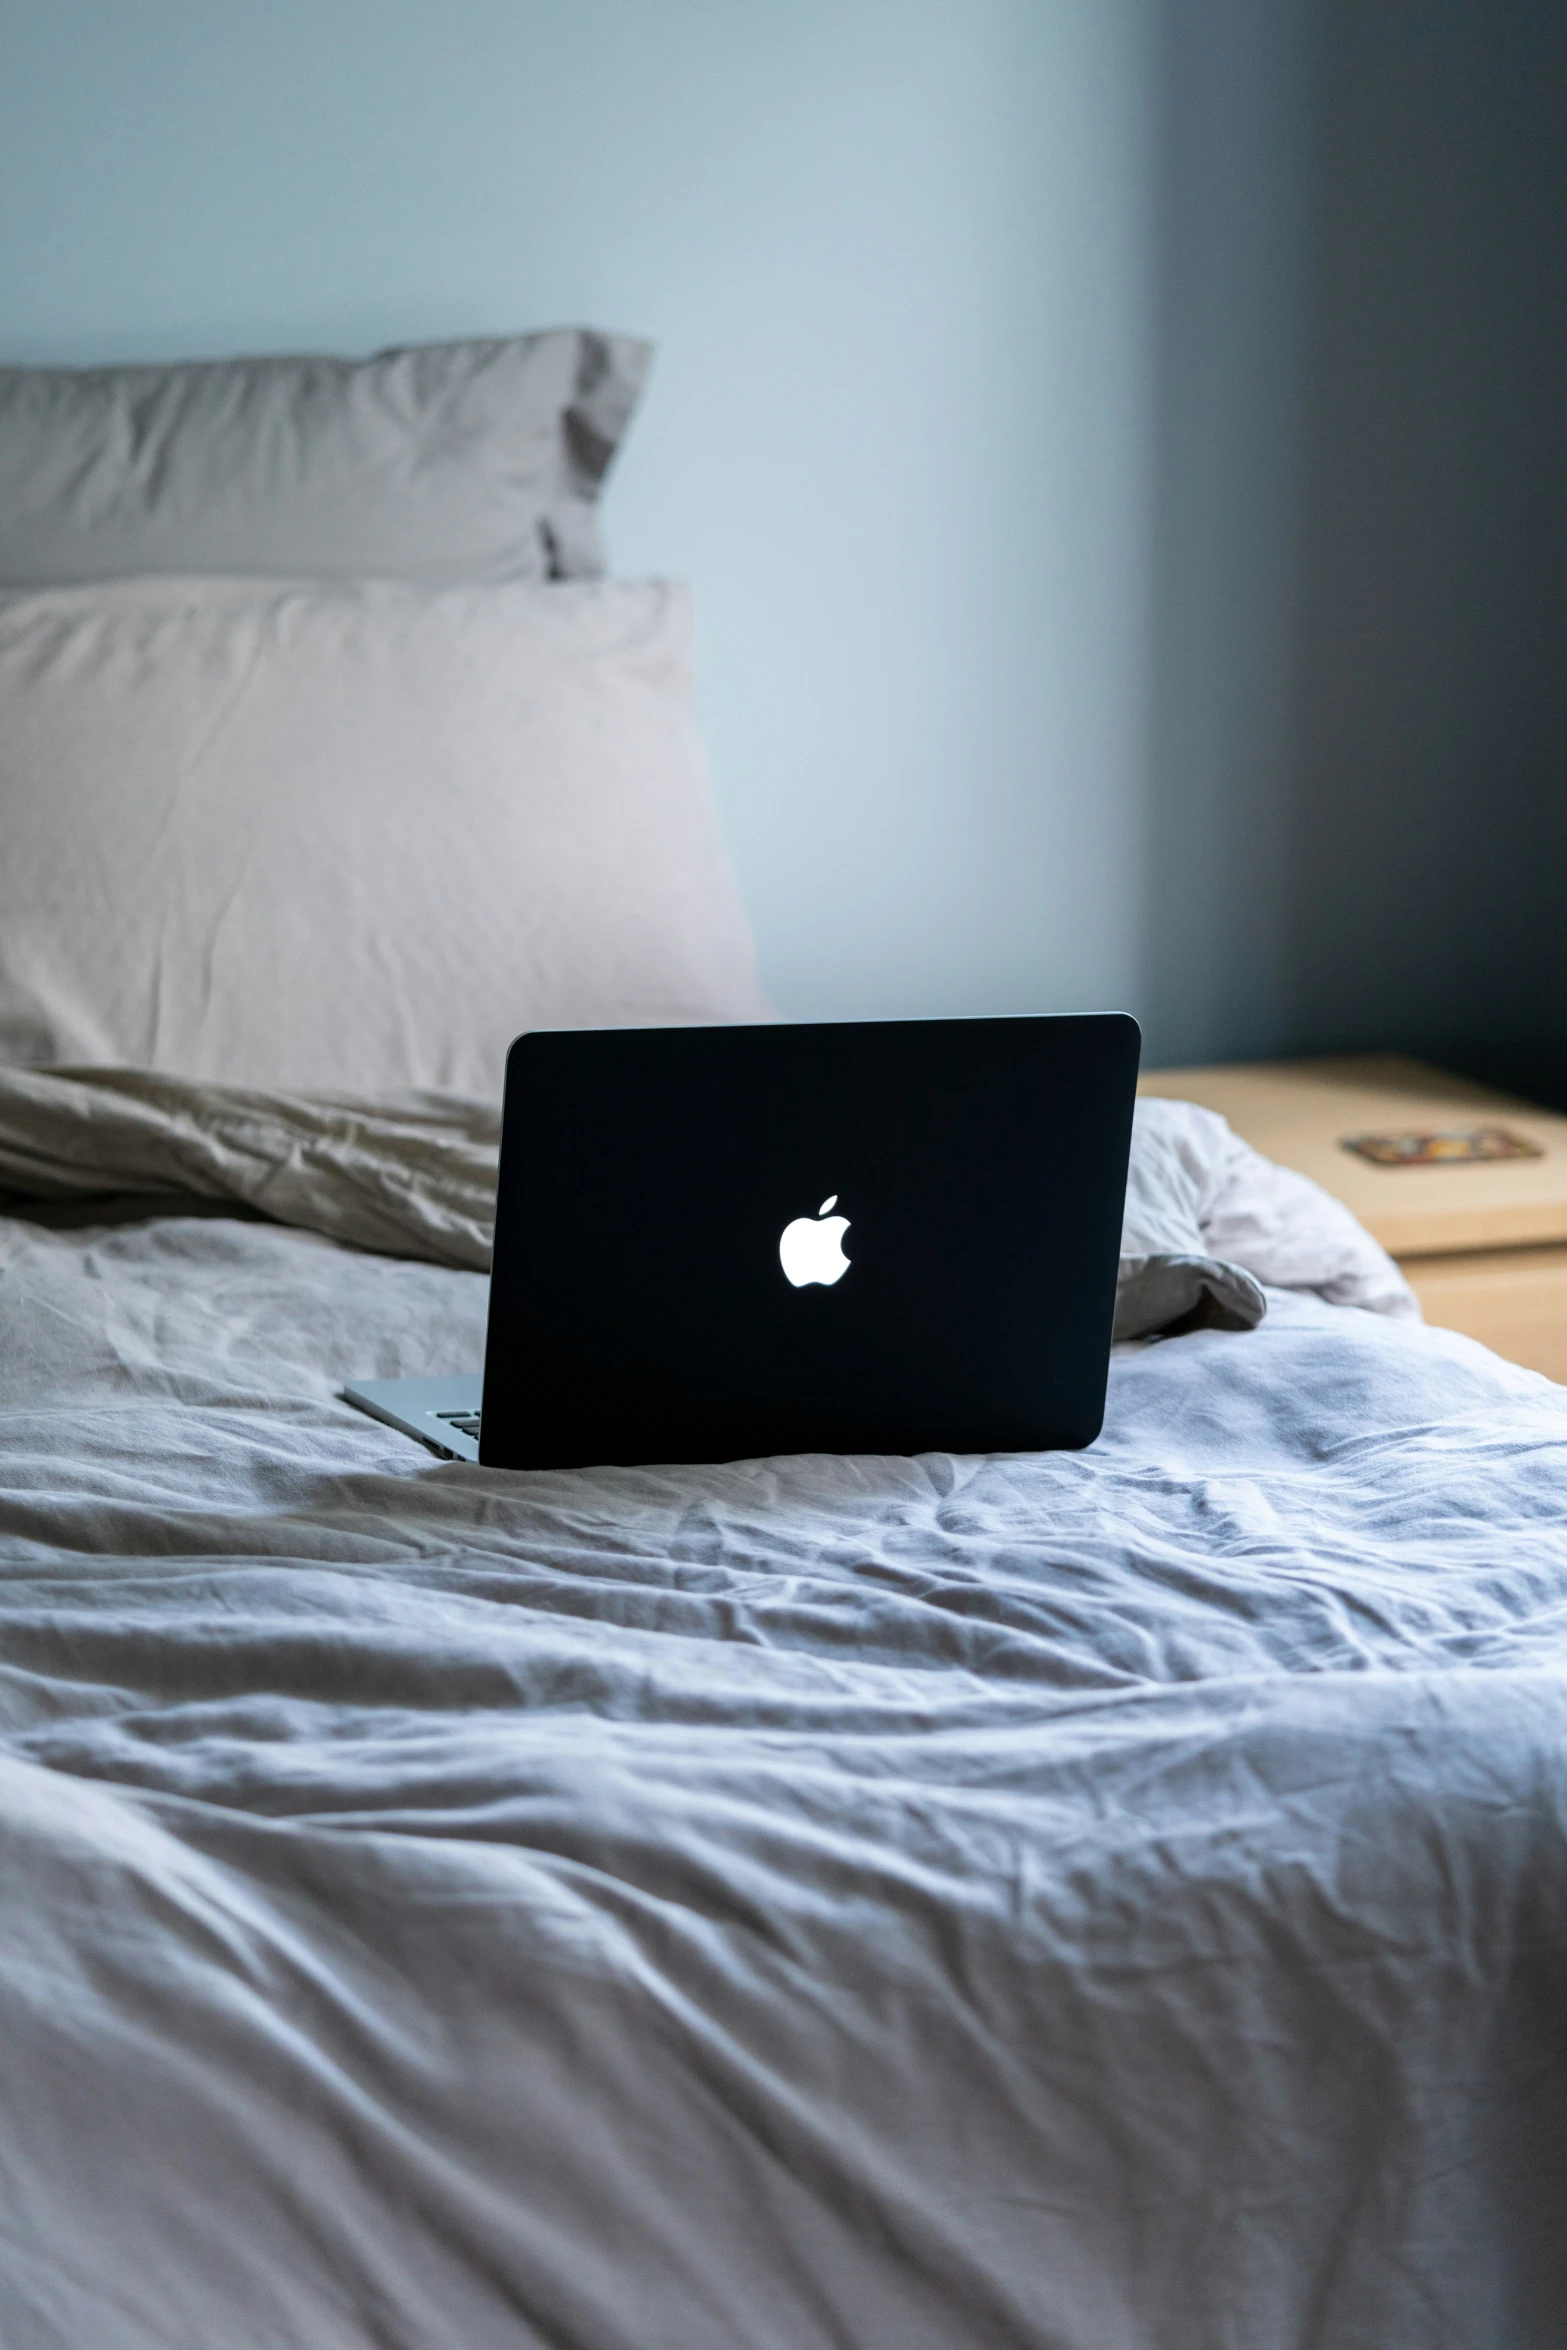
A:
[1141,0,1567,1105]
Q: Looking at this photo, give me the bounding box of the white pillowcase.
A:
[0,332,652,589]
[0,575,769,1096]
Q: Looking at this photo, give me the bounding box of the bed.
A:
[2,335,1565,2350]
[1,1069,1564,2347]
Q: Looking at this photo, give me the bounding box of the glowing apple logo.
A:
[778,1194,852,1288]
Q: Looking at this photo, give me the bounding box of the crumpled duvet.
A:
[0,1063,1415,1337]
[3,1071,1559,2350]
[0,1063,497,1268]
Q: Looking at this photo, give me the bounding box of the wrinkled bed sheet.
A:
[1,1081,1564,2349]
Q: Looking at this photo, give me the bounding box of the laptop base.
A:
[343,1376,482,1462]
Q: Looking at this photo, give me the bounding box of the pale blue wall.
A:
[0,0,1156,1029]
[6,1,1561,1082]
[1284,0,1567,1104]
[1142,0,1567,1097]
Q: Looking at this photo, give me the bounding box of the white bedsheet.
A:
[1,1123,1564,2346]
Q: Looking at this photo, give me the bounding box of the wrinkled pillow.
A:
[0,573,769,1097]
[1117,1096,1418,1339]
[0,330,651,589]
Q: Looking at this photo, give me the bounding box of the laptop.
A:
[345,1012,1140,1470]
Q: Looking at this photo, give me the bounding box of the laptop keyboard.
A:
[435,1410,482,1439]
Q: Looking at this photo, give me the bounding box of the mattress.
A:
[2,1083,1566,2348]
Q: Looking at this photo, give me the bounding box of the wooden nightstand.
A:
[1138,1056,1567,1382]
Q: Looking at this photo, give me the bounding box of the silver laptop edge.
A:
[343,1375,482,1462]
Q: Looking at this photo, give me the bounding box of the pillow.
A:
[0,330,651,590]
[0,574,768,1097]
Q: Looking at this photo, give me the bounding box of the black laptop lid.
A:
[480,1013,1139,1471]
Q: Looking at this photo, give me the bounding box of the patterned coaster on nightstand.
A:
[1341,1126,1545,1167]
